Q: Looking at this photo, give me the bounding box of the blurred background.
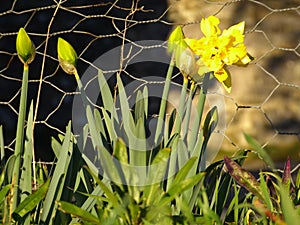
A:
[0,0,299,168]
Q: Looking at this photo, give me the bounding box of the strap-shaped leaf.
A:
[203,106,218,141]
[85,166,126,215]
[97,69,118,122]
[279,182,300,224]
[101,107,117,141]
[244,133,275,170]
[134,90,145,123]
[40,122,73,224]
[143,86,148,118]
[160,172,205,207]
[0,125,4,166]
[172,156,198,187]
[113,138,128,164]
[0,184,11,203]
[144,148,171,206]
[13,179,50,221]
[94,108,106,140]
[58,201,100,225]
[20,101,34,202]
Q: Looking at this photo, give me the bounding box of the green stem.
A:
[12,64,29,211]
[154,58,174,145]
[187,73,209,153]
[182,81,196,141]
[174,76,189,135]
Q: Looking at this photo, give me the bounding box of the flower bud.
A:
[168,26,185,54]
[57,37,78,75]
[16,28,35,65]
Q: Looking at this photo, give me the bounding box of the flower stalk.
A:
[12,28,35,210]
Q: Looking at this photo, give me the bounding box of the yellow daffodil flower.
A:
[185,16,253,92]
[168,26,200,81]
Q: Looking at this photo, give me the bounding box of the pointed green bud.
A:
[16,28,35,65]
[57,37,78,75]
[168,26,186,54]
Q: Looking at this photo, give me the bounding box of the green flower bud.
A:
[168,26,186,54]
[57,37,78,75]
[16,28,35,65]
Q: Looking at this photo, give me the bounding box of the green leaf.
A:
[177,138,189,171]
[166,108,176,143]
[51,136,62,158]
[40,122,73,224]
[57,37,77,75]
[172,156,198,187]
[134,90,145,124]
[20,101,34,202]
[144,148,171,205]
[116,75,138,166]
[16,28,35,65]
[12,179,50,221]
[85,167,126,215]
[132,116,147,166]
[160,172,204,207]
[4,154,16,184]
[97,69,118,122]
[113,138,128,164]
[101,108,117,141]
[203,106,218,141]
[143,86,149,118]
[244,133,275,170]
[279,182,300,225]
[154,59,174,145]
[0,184,11,203]
[58,201,101,224]
[70,186,104,224]
[259,173,274,212]
[0,125,4,166]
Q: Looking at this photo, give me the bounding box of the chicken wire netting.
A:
[0,0,299,168]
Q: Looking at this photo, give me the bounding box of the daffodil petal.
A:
[227,21,245,34]
[241,53,253,64]
[196,58,211,77]
[214,68,228,82]
[215,68,232,93]
[222,74,232,93]
[201,16,221,37]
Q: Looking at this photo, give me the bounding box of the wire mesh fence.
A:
[0,0,299,168]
